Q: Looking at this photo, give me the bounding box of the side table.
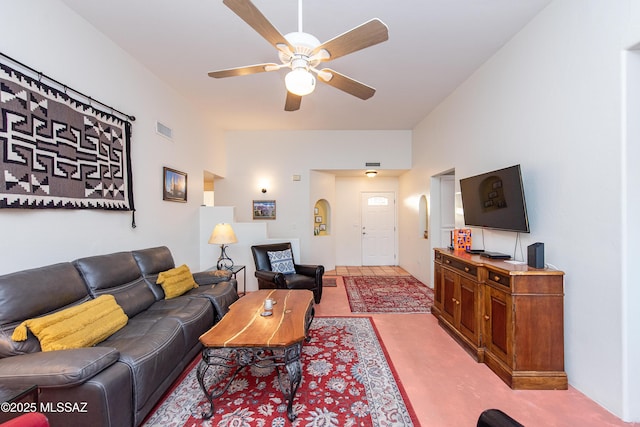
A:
[227,265,246,295]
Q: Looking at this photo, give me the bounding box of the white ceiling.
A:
[60,0,551,131]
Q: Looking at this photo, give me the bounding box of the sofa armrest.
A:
[0,347,119,388]
[193,270,232,286]
[255,270,286,287]
[294,264,324,277]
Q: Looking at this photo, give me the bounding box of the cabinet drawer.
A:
[487,270,510,288]
[443,256,478,278]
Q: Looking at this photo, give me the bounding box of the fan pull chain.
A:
[298,0,303,32]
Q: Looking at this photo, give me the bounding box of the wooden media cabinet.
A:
[432,248,567,390]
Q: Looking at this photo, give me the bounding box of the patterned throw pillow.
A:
[267,249,296,274]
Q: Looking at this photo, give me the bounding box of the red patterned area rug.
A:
[343,276,434,314]
[143,317,418,427]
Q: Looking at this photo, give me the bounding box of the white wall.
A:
[0,0,225,274]
[622,47,640,422]
[215,130,411,268]
[400,0,640,420]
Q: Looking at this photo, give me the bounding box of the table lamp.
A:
[208,223,238,270]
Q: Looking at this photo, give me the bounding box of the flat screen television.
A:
[459,164,530,233]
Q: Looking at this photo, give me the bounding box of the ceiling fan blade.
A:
[223,0,293,51]
[208,63,279,78]
[285,92,302,111]
[318,68,376,100]
[312,18,389,62]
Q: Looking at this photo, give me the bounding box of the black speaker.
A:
[527,242,545,268]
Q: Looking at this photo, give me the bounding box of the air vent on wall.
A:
[365,162,381,167]
[156,121,173,140]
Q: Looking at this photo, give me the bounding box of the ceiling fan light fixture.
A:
[285,68,316,96]
[365,170,378,178]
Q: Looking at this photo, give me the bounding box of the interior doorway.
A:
[361,192,396,265]
[429,170,455,263]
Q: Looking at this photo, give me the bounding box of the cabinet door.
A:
[433,262,443,313]
[442,269,457,325]
[458,276,479,345]
[484,286,512,365]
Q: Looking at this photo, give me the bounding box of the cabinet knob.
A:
[494,275,500,282]
[484,315,490,321]
[464,267,470,272]
[445,259,451,264]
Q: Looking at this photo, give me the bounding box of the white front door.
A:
[361,192,396,266]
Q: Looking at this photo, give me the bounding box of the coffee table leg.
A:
[196,349,244,420]
[195,358,215,419]
[276,343,303,421]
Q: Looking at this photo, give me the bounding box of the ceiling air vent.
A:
[365,162,380,167]
[156,121,173,140]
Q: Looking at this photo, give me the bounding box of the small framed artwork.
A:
[253,200,276,220]
[319,224,326,231]
[315,216,322,223]
[314,207,319,214]
[163,167,187,202]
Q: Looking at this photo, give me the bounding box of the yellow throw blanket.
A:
[12,294,128,352]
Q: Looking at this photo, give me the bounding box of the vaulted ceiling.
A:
[60,0,551,130]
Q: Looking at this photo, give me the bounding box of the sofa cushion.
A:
[0,347,119,387]
[132,246,175,276]
[143,297,212,347]
[0,263,92,357]
[0,263,90,327]
[12,295,128,352]
[74,252,156,317]
[100,316,185,413]
[267,249,296,274]
[156,264,198,299]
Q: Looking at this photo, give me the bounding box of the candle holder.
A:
[261,298,274,316]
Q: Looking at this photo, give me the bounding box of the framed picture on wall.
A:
[163,167,187,202]
[315,216,322,223]
[253,200,276,220]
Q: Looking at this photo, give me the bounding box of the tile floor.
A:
[316,268,638,427]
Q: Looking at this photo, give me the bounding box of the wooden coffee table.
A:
[197,289,315,421]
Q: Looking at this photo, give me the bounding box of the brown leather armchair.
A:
[251,242,324,303]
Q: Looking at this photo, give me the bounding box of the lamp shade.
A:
[208,223,238,245]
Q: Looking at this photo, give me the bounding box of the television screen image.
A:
[459,164,530,233]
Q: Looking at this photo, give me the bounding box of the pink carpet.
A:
[143,317,419,426]
[343,276,434,313]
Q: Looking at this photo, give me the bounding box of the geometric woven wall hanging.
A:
[0,60,135,217]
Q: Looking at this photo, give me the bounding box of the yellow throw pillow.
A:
[12,294,128,352]
[156,264,198,299]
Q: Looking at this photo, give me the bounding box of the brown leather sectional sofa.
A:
[0,246,238,426]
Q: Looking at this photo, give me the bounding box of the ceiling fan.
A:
[208,0,389,111]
